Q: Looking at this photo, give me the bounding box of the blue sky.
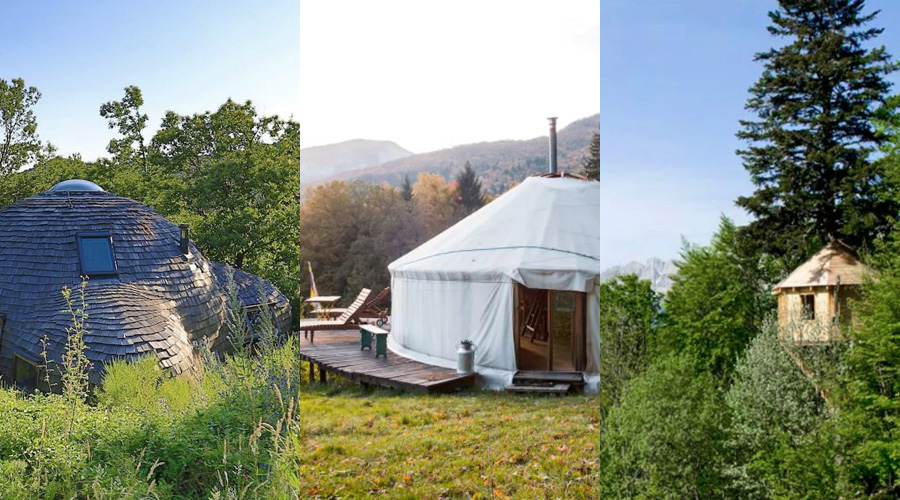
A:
[1,1,302,161]
[599,0,900,267]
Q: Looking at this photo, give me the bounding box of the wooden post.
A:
[309,360,315,383]
[547,290,553,371]
[318,363,327,384]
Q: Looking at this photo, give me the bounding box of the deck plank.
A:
[295,330,475,393]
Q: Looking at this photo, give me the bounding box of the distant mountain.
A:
[300,139,413,184]
[599,258,678,294]
[321,113,600,194]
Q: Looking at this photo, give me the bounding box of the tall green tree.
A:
[837,233,900,496]
[593,274,661,408]
[453,162,485,215]
[100,86,150,175]
[582,126,600,181]
[400,175,413,202]
[0,78,53,175]
[661,217,779,383]
[736,0,897,266]
[149,99,305,309]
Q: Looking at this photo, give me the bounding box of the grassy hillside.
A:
[325,114,600,194]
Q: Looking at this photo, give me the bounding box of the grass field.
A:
[280,385,603,499]
[0,344,605,499]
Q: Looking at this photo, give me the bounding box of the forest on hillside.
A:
[328,113,600,194]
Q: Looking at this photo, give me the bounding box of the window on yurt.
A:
[801,294,815,321]
[76,233,117,276]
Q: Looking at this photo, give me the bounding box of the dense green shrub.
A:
[599,354,730,499]
[725,319,836,499]
[593,274,661,409]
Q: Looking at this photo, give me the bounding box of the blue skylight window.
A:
[76,233,117,276]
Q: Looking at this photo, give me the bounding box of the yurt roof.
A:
[773,241,868,292]
[389,176,601,292]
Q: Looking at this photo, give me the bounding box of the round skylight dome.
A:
[48,179,105,192]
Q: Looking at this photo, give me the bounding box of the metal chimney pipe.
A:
[548,117,558,174]
[179,224,190,255]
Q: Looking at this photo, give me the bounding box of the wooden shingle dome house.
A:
[772,241,868,344]
[0,180,290,390]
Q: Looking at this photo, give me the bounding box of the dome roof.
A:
[0,190,225,383]
[48,179,105,192]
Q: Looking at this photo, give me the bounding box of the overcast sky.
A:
[5,1,900,268]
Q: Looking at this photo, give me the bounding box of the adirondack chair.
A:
[299,288,372,342]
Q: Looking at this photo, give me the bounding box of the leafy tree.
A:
[412,172,459,240]
[836,234,900,496]
[599,354,730,498]
[0,78,53,175]
[296,181,418,301]
[581,126,600,181]
[454,162,485,214]
[147,98,305,312]
[660,217,779,382]
[100,86,149,175]
[593,274,661,409]
[725,318,834,498]
[736,0,898,267]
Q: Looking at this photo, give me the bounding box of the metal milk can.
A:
[457,340,476,374]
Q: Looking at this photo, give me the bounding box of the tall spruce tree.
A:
[454,162,485,214]
[582,127,600,181]
[401,175,413,202]
[736,0,897,265]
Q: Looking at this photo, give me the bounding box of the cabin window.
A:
[76,233,117,276]
[801,294,815,321]
[13,354,38,392]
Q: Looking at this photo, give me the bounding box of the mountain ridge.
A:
[599,258,678,294]
[314,113,600,193]
[300,139,413,184]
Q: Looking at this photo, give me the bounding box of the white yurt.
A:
[388,173,602,390]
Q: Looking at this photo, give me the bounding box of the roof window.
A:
[77,232,117,276]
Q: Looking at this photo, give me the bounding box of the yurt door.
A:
[515,286,586,372]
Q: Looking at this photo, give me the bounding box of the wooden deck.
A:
[296,330,476,393]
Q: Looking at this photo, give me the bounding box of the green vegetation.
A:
[581,126,599,181]
[659,217,778,382]
[736,0,898,267]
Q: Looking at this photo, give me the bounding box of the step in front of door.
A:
[512,371,585,386]
[505,383,572,395]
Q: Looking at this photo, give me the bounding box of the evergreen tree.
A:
[582,127,600,181]
[736,0,897,265]
[401,175,413,202]
[454,162,485,214]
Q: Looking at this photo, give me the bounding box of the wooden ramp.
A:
[296,331,476,393]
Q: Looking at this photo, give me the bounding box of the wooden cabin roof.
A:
[773,241,868,292]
